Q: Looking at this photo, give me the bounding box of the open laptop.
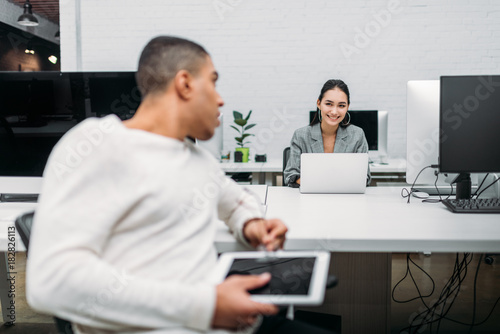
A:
[300,153,369,194]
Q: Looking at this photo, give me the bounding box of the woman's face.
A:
[317,88,349,128]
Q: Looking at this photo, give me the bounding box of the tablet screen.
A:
[226,257,316,295]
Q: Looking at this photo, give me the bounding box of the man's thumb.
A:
[242,273,271,291]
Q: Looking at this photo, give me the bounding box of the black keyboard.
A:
[442,198,500,213]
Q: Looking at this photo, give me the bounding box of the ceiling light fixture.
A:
[17,0,39,27]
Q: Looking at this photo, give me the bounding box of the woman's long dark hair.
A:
[310,79,350,127]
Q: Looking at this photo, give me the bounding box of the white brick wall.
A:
[60,0,500,161]
[0,0,59,44]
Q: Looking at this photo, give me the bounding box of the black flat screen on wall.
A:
[0,71,140,176]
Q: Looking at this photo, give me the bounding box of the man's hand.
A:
[212,273,278,330]
[243,218,287,251]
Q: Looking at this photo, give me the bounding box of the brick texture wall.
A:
[59,0,500,161]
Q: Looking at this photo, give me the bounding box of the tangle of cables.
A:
[392,253,500,334]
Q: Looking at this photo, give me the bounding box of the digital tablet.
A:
[214,250,330,306]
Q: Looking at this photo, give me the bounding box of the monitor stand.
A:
[453,173,471,200]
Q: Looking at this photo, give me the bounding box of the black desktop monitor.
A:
[309,109,388,163]
[0,71,140,183]
[349,110,378,150]
[439,75,500,199]
[309,110,378,147]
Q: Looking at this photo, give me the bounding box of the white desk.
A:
[215,185,500,254]
[369,158,406,184]
[220,158,408,186]
[369,158,406,173]
[220,160,282,185]
[265,186,500,253]
[263,186,499,333]
[243,185,268,205]
[3,186,499,331]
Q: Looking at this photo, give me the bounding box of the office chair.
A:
[282,147,290,186]
[15,211,75,334]
[286,276,340,333]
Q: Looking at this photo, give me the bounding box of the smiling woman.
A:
[283,79,371,186]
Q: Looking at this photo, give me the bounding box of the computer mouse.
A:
[412,191,429,199]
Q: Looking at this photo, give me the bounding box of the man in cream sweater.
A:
[26,36,331,334]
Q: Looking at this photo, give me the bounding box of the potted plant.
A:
[231,110,256,162]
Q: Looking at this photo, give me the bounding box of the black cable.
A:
[472,174,489,198]
[397,253,476,334]
[421,172,454,204]
[393,254,435,333]
[423,253,499,332]
[434,253,471,331]
[468,254,482,334]
[401,165,434,204]
[476,177,500,199]
[414,253,468,333]
[398,252,500,333]
[392,253,435,304]
[434,171,443,201]
[422,171,442,203]
[445,298,500,327]
[444,254,500,328]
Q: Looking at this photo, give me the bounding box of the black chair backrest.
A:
[283,147,290,175]
[15,211,35,255]
[282,147,291,186]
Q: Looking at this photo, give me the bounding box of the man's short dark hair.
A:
[136,36,209,97]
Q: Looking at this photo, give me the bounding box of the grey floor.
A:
[1,252,499,333]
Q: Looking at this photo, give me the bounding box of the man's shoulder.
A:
[45,115,124,179]
[59,115,121,145]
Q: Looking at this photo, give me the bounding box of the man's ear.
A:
[174,70,194,100]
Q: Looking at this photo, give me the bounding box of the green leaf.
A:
[244,110,253,121]
[244,124,256,131]
[241,133,253,139]
[234,119,247,127]
[235,136,243,143]
[230,125,241,134]
[233,111,243,120]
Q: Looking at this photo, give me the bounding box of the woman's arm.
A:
[355,130,372,185]
[283,130,303,186]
